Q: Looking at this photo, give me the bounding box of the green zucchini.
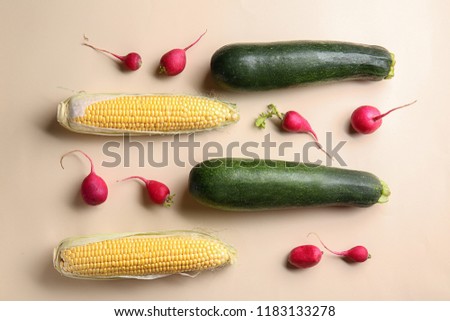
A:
[189,158,390,211]
[210,41,395,91]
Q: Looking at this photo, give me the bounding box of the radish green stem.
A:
[254,104,284,129]
[268,104,284,120]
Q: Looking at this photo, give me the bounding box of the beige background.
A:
[1,0,449,300]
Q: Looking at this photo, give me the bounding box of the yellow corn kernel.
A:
[57,93,239,135]
[53,231,236,280]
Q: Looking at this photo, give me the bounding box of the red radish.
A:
[308,233,370,263]
[120,176,174,207]
[288,245,323,268]
[159,30,207,76]
[256,104,331,158]
[351,100,417,134]
[282,110,319,139]
[83,42,142,71]
[60,150,108,206]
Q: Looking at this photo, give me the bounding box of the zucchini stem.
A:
[377,180,391,203]
[385,52,396,79]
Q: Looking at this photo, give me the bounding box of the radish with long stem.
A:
[120,176,174,207]
[159,30,207,76]
[60,150,108,206]
[351,100,417,134]
[83,42,142,71]
[308,233,370,263]
[256,104,331,158]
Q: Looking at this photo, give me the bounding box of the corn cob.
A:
[53,230,236,280]
[57,93,239,135]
